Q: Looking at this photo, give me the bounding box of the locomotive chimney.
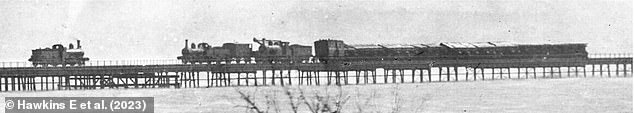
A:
[185,39,189,48]
[77,40,81,49]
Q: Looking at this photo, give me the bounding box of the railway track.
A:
[0,57,630,92]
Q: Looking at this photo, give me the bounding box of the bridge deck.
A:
[0,58,630,76]
[0,58,630,92]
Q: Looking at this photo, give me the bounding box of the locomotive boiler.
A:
[177,38,313,64]
[28,40,89,67]
[252,38,312,63]
[178,39,252,64]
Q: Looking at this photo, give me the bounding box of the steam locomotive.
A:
[177,38,312,64]
[28,40,90,67]
[23,38,588,67]
[314,39,588,62]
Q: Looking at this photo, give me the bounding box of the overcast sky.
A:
[0,0,631,61]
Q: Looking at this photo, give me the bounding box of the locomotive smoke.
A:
[63,1,86,41]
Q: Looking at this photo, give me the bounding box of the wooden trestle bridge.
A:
[0,56,631,92]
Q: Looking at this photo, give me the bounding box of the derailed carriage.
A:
[28,40,89,67]
[177,38,313,64]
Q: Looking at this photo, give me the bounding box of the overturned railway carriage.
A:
[178,38,313,64]
[314,39,588,63]
[28,40,89,67]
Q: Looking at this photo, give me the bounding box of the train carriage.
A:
[313,39,588,63]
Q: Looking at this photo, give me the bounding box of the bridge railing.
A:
[0,53,632,68]
[0,58,183,68]
[0,62,32,68]
[588,53,632,58]
[85,59,182,66]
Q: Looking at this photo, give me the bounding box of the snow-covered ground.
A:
[0,77,630,113]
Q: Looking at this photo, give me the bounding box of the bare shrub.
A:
[297,87,319,113]
[333,85,351,112]
[413,94,429,113]
[296,85,351,113]
[265,90,281,113]
[235,85,365,113]
[390,84,403,113]
[283,87,301,113]
[235,88,264,113]
[355,88,377,113]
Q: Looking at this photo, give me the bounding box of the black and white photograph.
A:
[0,0,632,112]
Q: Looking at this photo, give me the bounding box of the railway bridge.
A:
[0,56,631,92]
